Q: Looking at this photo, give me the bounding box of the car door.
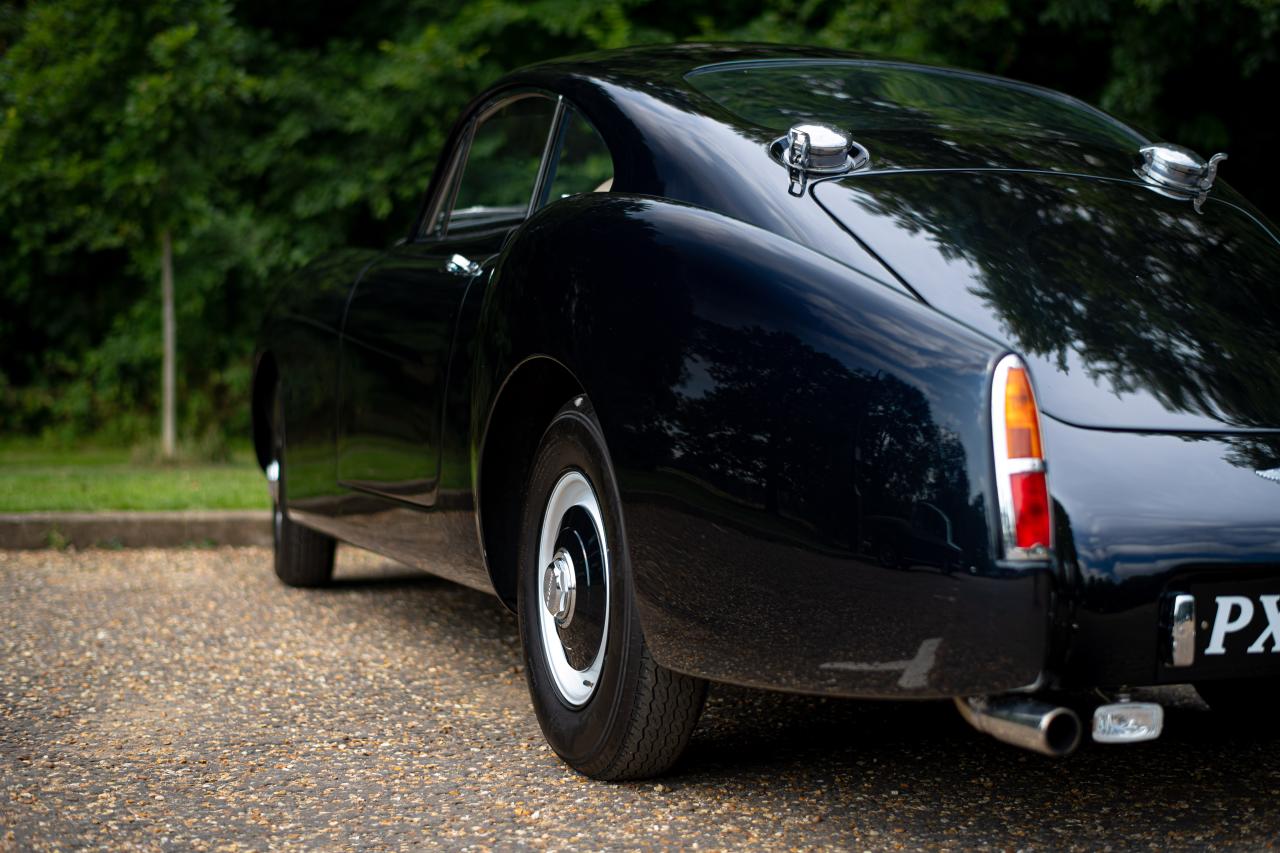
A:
[337,93,561,506]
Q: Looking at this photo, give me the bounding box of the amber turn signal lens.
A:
[1004,367,1042,459]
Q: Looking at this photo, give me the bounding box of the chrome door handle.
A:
[446,253,482,277]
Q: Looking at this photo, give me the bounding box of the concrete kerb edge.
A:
[0,511,273,549]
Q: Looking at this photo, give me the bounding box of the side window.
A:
[544,107,614,202]
[445,95,557,232]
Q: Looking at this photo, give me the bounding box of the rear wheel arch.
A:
[477,356,585,609]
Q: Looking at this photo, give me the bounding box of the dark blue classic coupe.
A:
[253,45,1280,777]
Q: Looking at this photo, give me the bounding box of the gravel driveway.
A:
[3,546,1279,850]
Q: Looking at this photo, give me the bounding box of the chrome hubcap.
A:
[537,470,609,707]
[543,548,577,627]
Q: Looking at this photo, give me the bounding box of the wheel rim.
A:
[537,470,610,707]
[266,458,282,545]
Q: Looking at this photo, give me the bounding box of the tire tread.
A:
[269,380,335,589]
[275,516,335,588]
[594,643,707,781]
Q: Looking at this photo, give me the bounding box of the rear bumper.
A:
[626,498,1053,699]
[622,419,1280,699]
[1042,417,1280,688]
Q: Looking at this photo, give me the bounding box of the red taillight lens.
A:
[1010,471,1051,550]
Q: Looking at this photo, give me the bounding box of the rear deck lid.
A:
[814,171,1280,433]
[687,57,1280,433]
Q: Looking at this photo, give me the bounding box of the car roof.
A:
[500,44,1149,179]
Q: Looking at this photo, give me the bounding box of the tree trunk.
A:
[161,228,176,460]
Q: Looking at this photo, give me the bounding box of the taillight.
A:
[992,354,1052,560]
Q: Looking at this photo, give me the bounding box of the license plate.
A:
[1177,577,1280,678]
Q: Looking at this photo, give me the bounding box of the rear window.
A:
[685,60,1144,148]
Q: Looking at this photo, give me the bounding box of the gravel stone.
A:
[3,546,1279,850]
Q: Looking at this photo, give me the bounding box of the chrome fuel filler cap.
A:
[776,123,870,196]
[1136,143,1227,212]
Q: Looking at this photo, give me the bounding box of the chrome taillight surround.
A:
[991,353,1054,562]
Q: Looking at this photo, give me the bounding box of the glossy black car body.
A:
[253,45,1280,712]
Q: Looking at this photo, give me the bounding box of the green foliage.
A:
[1,0,1276,446]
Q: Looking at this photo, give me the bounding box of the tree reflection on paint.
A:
[669,320,986,566]
[827,171,1280,431]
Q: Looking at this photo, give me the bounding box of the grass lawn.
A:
[0,442,269,512]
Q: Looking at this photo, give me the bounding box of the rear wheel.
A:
[517,397,707,780]
[269,388,335,588]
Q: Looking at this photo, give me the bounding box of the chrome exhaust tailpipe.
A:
[955,695,1082,757]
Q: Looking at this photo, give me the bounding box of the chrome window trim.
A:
[426,122,472,238]
[528,96,566,218]
[535,102,616,211]
[418,89,561,241]
[534,100,577,211]
[991,353,1054,562]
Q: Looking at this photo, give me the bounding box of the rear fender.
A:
[474,194,1049,697]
